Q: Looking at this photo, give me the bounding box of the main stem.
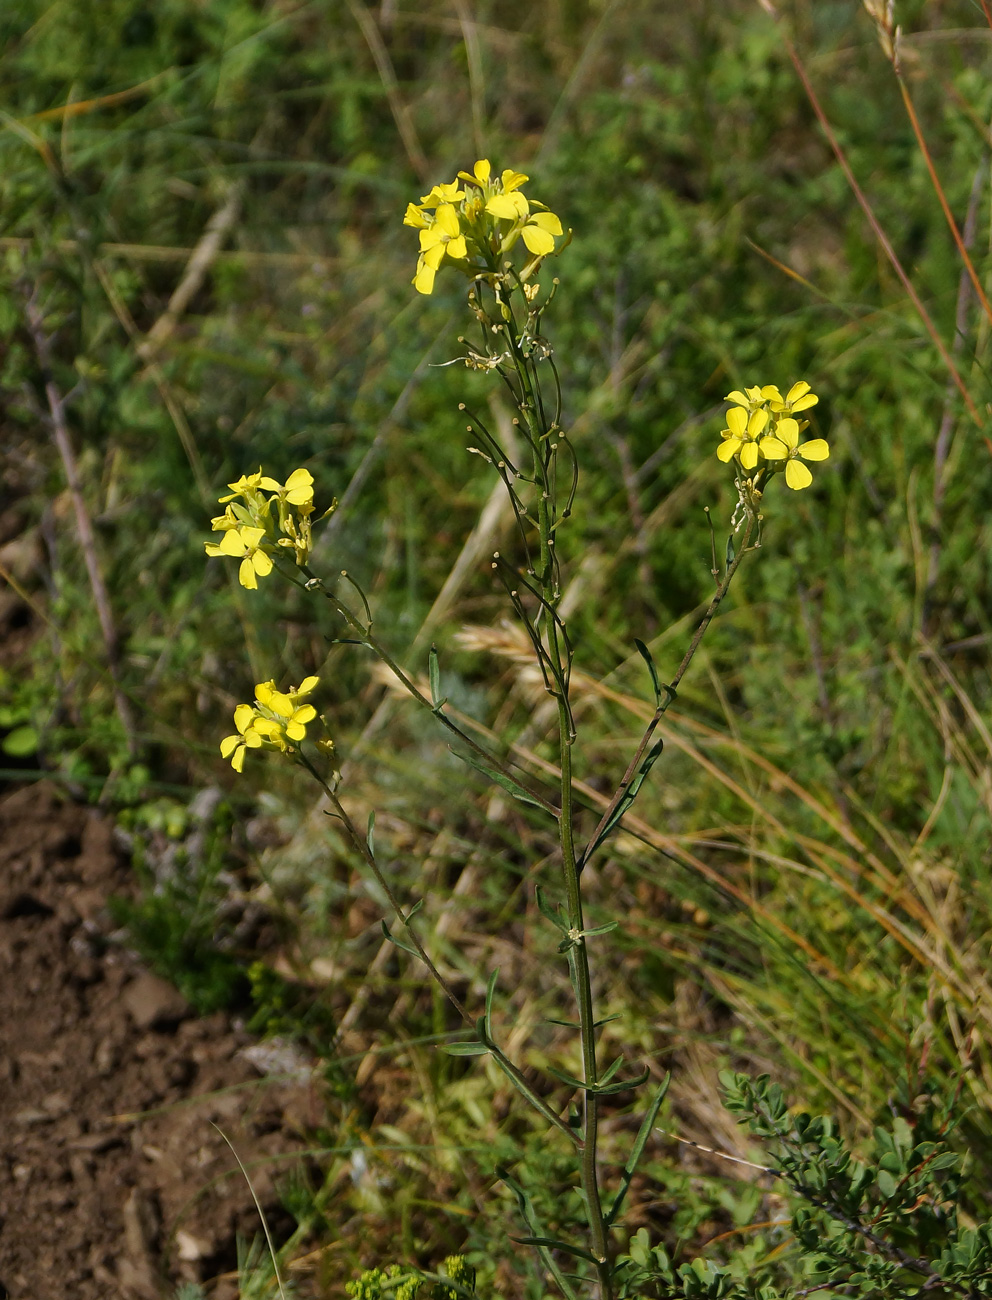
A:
[504,305,613,1295]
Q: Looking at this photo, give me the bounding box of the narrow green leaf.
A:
[606,1073,671,1226]
[596,1067,650,1096]
[497,1169,579,1300]
[536,885,568,933]
[443,1040,491,1057]
[633,637,663,708]
[404,897,424,922]
[544,1016,582,1029]
[594,1014,622,1028]
[599,1055,625,1086]
[582,738,665,863]
[366,810,375,858]
[547,1064,588,1090]
[484,969,499,1036]
[582,920,618,937]
[512,1237,599,1264]
[429,643,441,707]
[461,754,553,812]
[380,919,418,956]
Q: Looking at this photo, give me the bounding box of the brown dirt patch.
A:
[0,781,317,1300]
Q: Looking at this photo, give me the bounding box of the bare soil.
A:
[0,780,316,1300]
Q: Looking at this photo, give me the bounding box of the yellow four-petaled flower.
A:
[220,676,319,772]
[716,381,828,491]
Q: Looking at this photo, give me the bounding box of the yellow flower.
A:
[259,467,314,508]
[204,525,273,589]
[219,677,320,772]
[405,161,565,294]
[769,380,819,415]
[220,702,264,773]
[763,417,830,490]
[414,204,469,295]
[715,380,828,489]
[716,406,770,470]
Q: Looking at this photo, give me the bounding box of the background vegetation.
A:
[2,0,992,1293]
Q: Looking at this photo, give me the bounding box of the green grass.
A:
[3,0,992,1291]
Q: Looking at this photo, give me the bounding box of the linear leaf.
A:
[461,754,554,812]
[443,1040,491,1057]
[606,1073,671,1227]
[512,1237,600,1264]
[380,919,418,956]
[633,637,663,708]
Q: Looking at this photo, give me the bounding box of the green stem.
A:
[502,297,613,1296]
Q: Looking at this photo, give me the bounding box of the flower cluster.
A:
[716,382,828,490]
[403,159,564,295]
[205,467,333,588]
[220,676,319,772]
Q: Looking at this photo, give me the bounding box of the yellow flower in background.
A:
[717,406,770,470]
[220,677,320,772]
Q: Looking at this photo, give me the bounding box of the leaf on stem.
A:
[366,810,375,858]
[606,1072,671,1226]
[633,637,663,709]
[511,1237,601,1264]
[581,739,665,864]
[428,642,446,711]
[536,884,568,933]
[443,1039,491,1057]
[484,968,499,1038]
[461,753,554,811]
[380,918,418,956]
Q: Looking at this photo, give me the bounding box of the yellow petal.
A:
[285,720,306,741]
[759,436,787,458]
[747,408,768,436]
[785,459,813,490]
[724,390,749,407]
[776,417,799,450]
[219,530,246,557]
[486,192,528,220]
[717,438,741,462]
[243,727,265,747]
[446,234,468,260]
[726,408,747,435]
[234,703,256,734]
[252,550,273,577]
[798,438,829,462]
[739,442,759,470]
[258,476,282,491]
[414,261,436,294]
[241,526,266,548]
[790,393,819,412]
[423,242,446,269]
[520,223,555,256]
[529,210,563,235]
[292,704,316,725]
[744,386,763,401]
[420,225,444,251]
[204,542,226,557]
[786,381,811,403]
[296,676,319,695]
[403,202,429,228]
[220,734,241,758]
[239,557,258,589]
[286,468,313,490]
[267,690,294,718]
[500,169,528,191]
[434,203,460,237]
[760,385,783,402]
[230,743,246,772]
[255,680,275,706]
[474,159,491,182]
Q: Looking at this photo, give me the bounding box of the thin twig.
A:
[23,289,139,757]
[756,0,980,424]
